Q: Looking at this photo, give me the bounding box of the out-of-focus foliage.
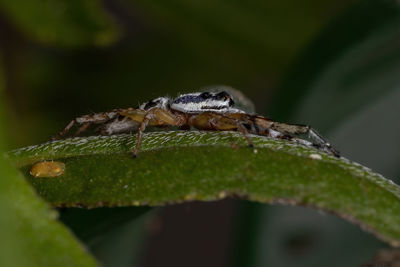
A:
[0,0,120,46]
[59,207,150,267]
[3,0,356,147]
[132,0,355,77]
[274,0,400,131]
[0,59,98,266]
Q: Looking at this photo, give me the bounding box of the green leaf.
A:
[0,0,120,47]
[273,0,400,130]
[7,131,400,246]
[249,1,400,265]
[0,156,99,267]
[0,56,98,266]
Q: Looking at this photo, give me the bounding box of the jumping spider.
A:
[53,91,340,157]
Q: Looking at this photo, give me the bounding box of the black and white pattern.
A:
[139,97,170,110]
[170,91,243,113]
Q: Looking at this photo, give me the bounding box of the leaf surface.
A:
[7,131,400,246]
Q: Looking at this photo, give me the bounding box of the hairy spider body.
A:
[54,91,340,157]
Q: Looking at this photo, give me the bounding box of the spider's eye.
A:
[143,100,158,110]
[215,91,230,101]
[217,92,234,106]
[200,92,211,99]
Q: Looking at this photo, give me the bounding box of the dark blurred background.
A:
[1,0,399,266]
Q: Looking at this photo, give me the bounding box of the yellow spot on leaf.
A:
[30,161,65,178]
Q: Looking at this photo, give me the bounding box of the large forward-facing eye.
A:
[143,100,158,110]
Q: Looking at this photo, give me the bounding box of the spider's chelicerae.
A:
[54,91,340,157]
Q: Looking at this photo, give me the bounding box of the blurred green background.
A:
[0,0,399,266]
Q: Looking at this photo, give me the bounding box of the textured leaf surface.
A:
[7,131,400,246]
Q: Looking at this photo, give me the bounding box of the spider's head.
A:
[171,91,238,113]
[139,97,170,110]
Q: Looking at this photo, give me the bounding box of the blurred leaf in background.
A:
[59,207,151,267]
[0,56,98,266]
[248,1,400,267]
[273,0,400,189]
[0,2,146,266]
[0,0,120,47]
[1,0,356,145]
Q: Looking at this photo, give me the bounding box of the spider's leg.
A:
[52,119,76,140]
[73,122,91,137]
[271,122,340,157]
[119,109,146,123]
[217,114,254,148]
[235,122,254,147]
[53,111,119,140]
[193,113,254,148]
[307,128,340,157]
[132,110,154,158]
[123,108,183,157]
